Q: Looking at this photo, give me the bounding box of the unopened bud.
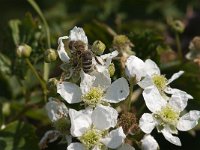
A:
[108,63,115,77]
[92,40,106,55]
[16,44,32,58]
[113,35,134,55]
[170,20,185,33]
[47,78,58,90]
[47,78,58,96]
[44,49,58,63]
[113,35,130,46]
[189,36,200,51]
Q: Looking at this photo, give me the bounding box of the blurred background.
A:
[0,0,200,150]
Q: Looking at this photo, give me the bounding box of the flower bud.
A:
[47,78,58,87]
[113,35,134,55]
[170,20,185,33]
[44,49,58,63]
[16,44,32,58]
[113,35,130,46]
[47,78,58,93]
[92,40,106,55]
[108,63,115,77]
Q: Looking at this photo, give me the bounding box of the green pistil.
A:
[158,105,179,126]
[82,87,103,106]
[79,129,102,150]
[152,74,167,91]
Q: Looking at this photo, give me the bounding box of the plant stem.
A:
[43,62,49,81]
[28,0,50,81]
[25,58,47,101]
[0,103,5,129]
[175,32,182,60]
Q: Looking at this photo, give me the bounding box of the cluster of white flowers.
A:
[126,55,200,147]
[43,26,200,150]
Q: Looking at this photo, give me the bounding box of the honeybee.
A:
[68,40,93,73]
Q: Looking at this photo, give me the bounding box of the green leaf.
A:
[0,121,39,150]
[8,19,21,46]
[0,52,11,75]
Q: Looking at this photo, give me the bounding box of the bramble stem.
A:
[175,32,182,61]
[28,0,50,81]
[25,58,47,101]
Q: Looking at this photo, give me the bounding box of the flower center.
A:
[152,75,167,90]
[79,129,102,149]
[82,87,104,106]
[157,105,179,126]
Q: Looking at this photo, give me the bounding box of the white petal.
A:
[45,98,68,122]
[80,71,96,94]
[125,55,146,81]
[104,77,129,103]
[69,26,88,44]
[69,108,92,137]
[94,56,106,72]
[92,146,101,150]
[169,91,190,112]
[57,36,70,63]
[165,87,193,99]
[100,127,126,149]
[95,64,107,73]
[92,105,118,130]
[139,113,156,134]
[39,130,60,148]
[161,129,181,146]
[93,53,115,73]
[57,82,82,104]
[177,110,200,131]
[92,70,111,90]
[141,134,159,150]
[142,86,167,113]
[167,71,184,85]
[100,50,119,60]
[100,50,119,67]
[117,144,135,150]
[67,142,84,150]
[137,75,153,89]
[144,59,160,76]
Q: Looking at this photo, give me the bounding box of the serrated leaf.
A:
[0,121,39,150]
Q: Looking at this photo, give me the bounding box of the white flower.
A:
[45,97,68,122]
[137,59,184,92]
[141,134,159,150]
[57,26,88,63]
[139,86,200,146]
[57,26,118,74]
[117,144,135,150]
[125,55,146,81]
[57,70,129,107]
[67,105,126,150]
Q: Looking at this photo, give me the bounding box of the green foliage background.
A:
[0,0,200,150]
